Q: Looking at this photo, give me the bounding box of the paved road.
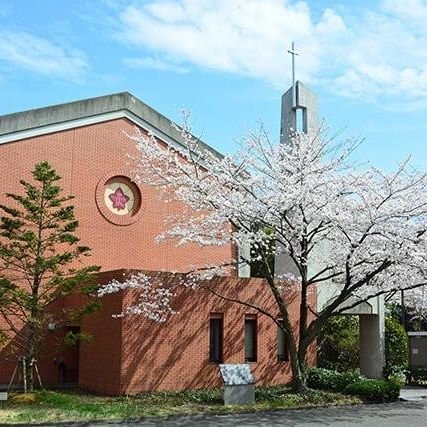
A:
[51,399,427,427]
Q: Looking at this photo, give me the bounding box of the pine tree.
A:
[0,162,99,391]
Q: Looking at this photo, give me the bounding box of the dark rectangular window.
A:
[277,320,289,361]
[244,315,257,362]
[209,314,223,363]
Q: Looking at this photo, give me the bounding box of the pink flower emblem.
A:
[109,187,130,210]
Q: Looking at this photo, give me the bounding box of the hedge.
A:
[307,367,401,401]
[406,367,427,384]
[344,379,400,402]
[307,368,364,392]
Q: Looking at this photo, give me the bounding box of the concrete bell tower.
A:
[280,42,319,145]
[280,80,319,144]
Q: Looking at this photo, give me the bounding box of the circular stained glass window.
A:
[96,172,142,225]
[104,180,136,216]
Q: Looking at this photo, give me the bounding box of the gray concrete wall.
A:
[273,242,300,279]
[280,81,319,145]
[409,335,427,368]
[275,81,320,280]
[359,302,385,378]
[238,243,251,278]
[224,384,255,405]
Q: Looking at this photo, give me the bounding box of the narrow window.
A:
[296,107,304,133]
[209,314,223,363]
[277,320,289,361]
[244,315,257,362]
[295,107,307,133]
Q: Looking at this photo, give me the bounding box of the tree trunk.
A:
[25,356,35,393]
[25,322,37,392]
[288,331,309,392]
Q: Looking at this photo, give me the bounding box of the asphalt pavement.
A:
[30,398,427,427]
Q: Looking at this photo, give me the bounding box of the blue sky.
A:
[1,0,427,170]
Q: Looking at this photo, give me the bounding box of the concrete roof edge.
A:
[0,92,223,159]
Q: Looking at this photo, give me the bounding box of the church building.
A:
[0,92,315,395]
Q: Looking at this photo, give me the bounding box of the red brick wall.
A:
[0,318,80,387]
[79,272,124,395]
[0,118,233,387]
[0,316,24,386]
[80,270,316,395]
[0,118,233,274]
[0,294,84,387]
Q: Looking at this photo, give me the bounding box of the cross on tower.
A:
[280,41,318,145]
[287,41,299,108]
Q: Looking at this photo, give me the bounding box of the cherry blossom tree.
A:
[101,119,427,391]
[98,271,176,322]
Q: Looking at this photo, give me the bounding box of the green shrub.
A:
[406,367,427,384]
[318,316,359,372]
[388,372,407,386]
[344,379,400,402]
[307,368,363,392]
[255,385,289,401]
[384,317,408,378]
[383,364,407,380]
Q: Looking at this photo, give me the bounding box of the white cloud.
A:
[382,0,427,27]
[145,1,186,22]
[123,56,188,73]
[118,0,347,87]
[0,30,88,83]
[331,6,427,103]
[114,0,427,105]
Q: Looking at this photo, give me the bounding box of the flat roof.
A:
[0,92,222,158]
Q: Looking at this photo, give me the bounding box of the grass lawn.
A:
[0,386,362,425]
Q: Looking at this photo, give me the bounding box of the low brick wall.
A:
[79,270,316,395]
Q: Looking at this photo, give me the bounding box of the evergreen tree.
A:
[0,162,99,391]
